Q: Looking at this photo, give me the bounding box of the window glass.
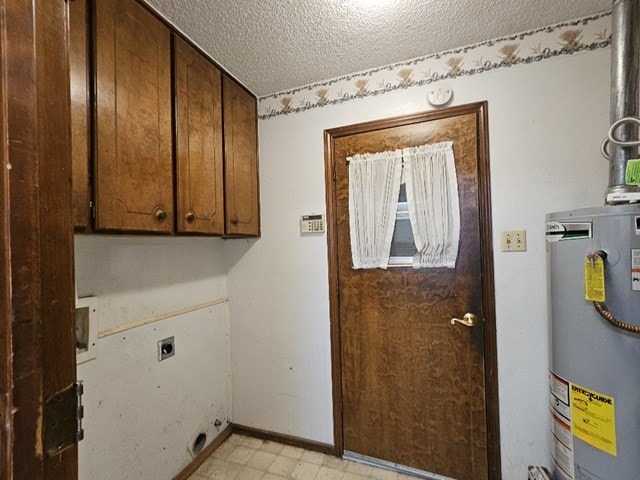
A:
[389,184,416,266]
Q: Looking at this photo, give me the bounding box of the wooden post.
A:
[0,3,14,474]
[1,0,77,478]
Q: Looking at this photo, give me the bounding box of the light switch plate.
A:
[501,230,527,252]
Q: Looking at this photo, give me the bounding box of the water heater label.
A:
[570,383,616,457]
[550,371,575,480]
[584,257,605,302]
[545,222,592,242]
[632,249,640,291]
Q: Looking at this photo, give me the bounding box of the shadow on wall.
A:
[221,237,259,271]
[74,234,227,296]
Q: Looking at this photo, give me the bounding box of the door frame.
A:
[323,101,501,479]
[1,0,77,478]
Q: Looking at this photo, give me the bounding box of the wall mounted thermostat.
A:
[300,214,325,234]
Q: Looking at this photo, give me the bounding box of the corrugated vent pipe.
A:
[605,0,640,202]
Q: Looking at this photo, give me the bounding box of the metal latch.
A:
[43,381,84,456]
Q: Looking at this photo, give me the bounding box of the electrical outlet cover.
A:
[500,229,527,252]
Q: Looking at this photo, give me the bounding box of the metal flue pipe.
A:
[606,0,640,199]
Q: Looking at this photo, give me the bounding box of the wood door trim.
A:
[324,127,344,454]
[0,2,12,476]
[232,424,337,456]
[323,102,501,479]
[476,103,502,480]
[2,0,77,477]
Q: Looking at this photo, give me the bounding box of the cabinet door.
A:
[174,36,224,235]
[94,0,173,232]
[70,0,89,229]
[222,75,260,236]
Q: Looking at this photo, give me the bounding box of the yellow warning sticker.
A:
[584,256,605,302]
[570,383,616,456]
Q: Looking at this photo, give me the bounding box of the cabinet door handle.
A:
[154,208,167,222]
[231,216,239,225]
[185,211,196,223]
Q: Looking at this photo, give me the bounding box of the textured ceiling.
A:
[145,0,611,96]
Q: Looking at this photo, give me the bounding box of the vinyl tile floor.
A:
[189,434,420,480]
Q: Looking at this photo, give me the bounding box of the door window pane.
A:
[389,184,416,266]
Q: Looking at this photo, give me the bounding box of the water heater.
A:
[547,205,640,479]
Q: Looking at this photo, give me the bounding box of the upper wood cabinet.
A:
[94,0,173,233]
[70,0,90,228]
[69,0,260,237]
[174,36,224,235]
[223,75,260,236]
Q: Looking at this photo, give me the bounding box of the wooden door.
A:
[222,75,260,236]
[325,103,500,479]
[94,0,173,232]
[174,36,224,235]
[2,0,77,478]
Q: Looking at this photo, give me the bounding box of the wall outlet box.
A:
[501,229,527,252]
[76,295,98,364]
[158,336,175,361]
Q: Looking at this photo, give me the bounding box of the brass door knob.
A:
[450,313,478,327]
[185,211,196,223]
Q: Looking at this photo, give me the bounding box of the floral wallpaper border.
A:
[258,11,611,120]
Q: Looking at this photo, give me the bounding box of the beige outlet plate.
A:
[500,229,527,252]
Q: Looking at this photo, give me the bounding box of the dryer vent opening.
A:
[188,431,207,458]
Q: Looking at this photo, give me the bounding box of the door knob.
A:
[450,313,478,327]
[154,208,167,222]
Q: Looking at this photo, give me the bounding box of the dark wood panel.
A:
[4,1,44,477]
[2,0,77,478]
[0,2,12,477]
[222,75,260,236]
[174,36,224,235]
[70,0,90,229]
[325,103,499,479]
[36,0,78,477]
[94,0,173,232]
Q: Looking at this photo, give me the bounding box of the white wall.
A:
[75,235,231,480]
[227,48,611,479]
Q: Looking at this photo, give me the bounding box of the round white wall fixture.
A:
[427,85,453,107]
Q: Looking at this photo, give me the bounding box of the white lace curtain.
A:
[348,141,459,269]
[347,150,403,269]
[404,141,460,268]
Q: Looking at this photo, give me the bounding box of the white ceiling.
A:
[145,0,611,96]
